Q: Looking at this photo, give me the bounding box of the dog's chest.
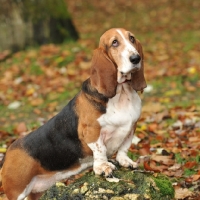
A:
[97,83,141,156]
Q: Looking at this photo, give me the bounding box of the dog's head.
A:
[90,28,146,98]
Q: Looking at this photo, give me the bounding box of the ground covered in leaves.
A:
[0,0,200,199]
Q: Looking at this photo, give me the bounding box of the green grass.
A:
[184,169,197,177]
[144,74,200,107]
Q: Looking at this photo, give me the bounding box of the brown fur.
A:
[90,48,118,98]
[1,149,51,200]
[1,147,86,200]
[77,91,102,154]
[131,39,146,91]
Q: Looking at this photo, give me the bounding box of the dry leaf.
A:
[168,163,182,171]
[191,174,200,182]
[15,122,27,134]
[30,98,44,106]
[7,101,21,109]
[184,161,197,169]
[144,161,161,172]
[151,155,175,166]
[175,187,193,199]
[106,177,120,183]
[148,123,158,132]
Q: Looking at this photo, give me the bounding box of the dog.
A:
[0,28,146,200]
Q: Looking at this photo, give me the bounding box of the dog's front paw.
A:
[116,153,138,169]
[93,161,116,177]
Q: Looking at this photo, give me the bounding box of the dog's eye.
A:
[130,36,135,43]
[112,40,119,47]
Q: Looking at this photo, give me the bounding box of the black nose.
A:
[129,54,141,64]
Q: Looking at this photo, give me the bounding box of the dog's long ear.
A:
[131,39,147,91]
[90,48,117,98]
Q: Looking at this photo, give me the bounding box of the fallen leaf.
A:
[139,146,150,156]
[173,169,184,177]
[144,161,161,172]
[184,161,197,169]
[189,137,200,143]
[30,98,44,106]
[26,87,36,96]
[15,122,27,134]
[47,102,58,112]
[168,163,182,171]
[175,187,193,199]
[150,160,168,172]
[0,148,6,153]
[106,176,120,183]
[33,108,42,115]
[151,155,175,166]
[142,102,164,113]
[148,123,158,132]
[7,101,21,109]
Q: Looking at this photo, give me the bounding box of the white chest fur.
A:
[97,83,141,157]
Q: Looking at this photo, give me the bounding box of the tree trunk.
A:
[0,0,78,52]
[40,167,174,200]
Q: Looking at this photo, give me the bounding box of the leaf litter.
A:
[1,0,200,199]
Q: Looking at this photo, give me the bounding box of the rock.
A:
[40,167,174,200]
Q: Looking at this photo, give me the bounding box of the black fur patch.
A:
[82,79,108,113]
[23,96,83,171]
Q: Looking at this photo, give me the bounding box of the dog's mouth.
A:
[118,65,141,84]
[117,71,132,84]
[121,79,131,84]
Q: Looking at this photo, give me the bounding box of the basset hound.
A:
[0,28,146,200]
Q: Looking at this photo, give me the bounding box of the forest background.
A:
[0,0,200,199]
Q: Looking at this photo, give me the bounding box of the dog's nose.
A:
[129,54,141,64]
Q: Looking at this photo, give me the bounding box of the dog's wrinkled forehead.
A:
[99,28,135,47]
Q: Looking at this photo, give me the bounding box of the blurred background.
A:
[0,0,200,154]
[0,0,200,198]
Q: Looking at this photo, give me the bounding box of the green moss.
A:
[153,176,174,199]
[41,168,174,200]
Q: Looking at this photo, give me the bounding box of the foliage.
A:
[0,0,200,199]
[14,0,70,21]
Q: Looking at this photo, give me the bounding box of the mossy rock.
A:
[40,167,174,200]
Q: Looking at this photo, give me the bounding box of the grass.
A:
[1,1,199,134]
[0,1,200,199]
[144,74,200,108]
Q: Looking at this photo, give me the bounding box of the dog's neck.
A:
[82,79,108,113]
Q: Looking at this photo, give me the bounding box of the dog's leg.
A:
[18,161,93,200]
[55,161,93,182]
[87,134,116,177]
[116,130,138,169]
